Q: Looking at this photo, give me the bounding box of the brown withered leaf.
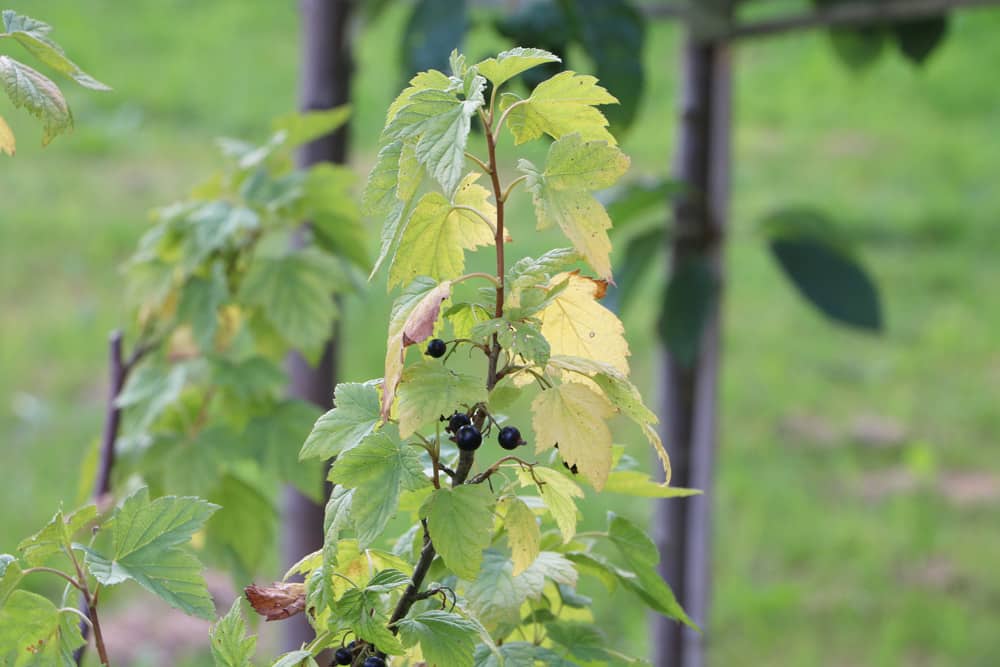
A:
[244,582,306,621]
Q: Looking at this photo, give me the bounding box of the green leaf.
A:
[466,550,576,631]
[396,360,487,438]
[476,47,561,89]
[245,400,324,502]
[569,0,644,132]
[521,133,630,280]
[500,497,540,576]
[388,173,496,289]
[83,488,219,619]
[299,382,381,461]
[545,621,615,662]
[0,554,23,607]
[517,466,582,543]
[401,0,468,76]
[603,471,701,498]
[611,226,663,315]
[445,302,493,339]
[658,257,718,368]
[507,248,581,294]
[210,598,257,667]
[501,70,617,146]
[177,261,228,353]
[0,55,71,145]
[420,484,494,580]
[337,587,406,655]
[271,105,350,147]
[270,650,317,667]
[894,16,949,66]
[396,610,480,667]
[765,209,882,332]
[239,246,343,359]
[473,642,542,667]
[115,360,197,431]
[205,475,278,582]
[1,11,109,91]
[180,201,259,273]
[17,505,96,567]
[328,428,429,547]
[0,590,84,666]
[607,513,695,628]
[303,164,368,270]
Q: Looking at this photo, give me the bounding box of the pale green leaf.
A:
[420,484,494,580]
[17,505,96,567]
[177,261,228,353]
[384,68,452,128]
[444,302,492,339]
[396,610,480,667]
[328,429,429,547]
[205,475,277,584]
[532,382,615,490]
[466,550,576,632]
[0,590,84,666]
[271,105,350,148]
[476,47,561,89]
[270,650,317,667]
[517,466,582,543]
[0,55,71,145]
[115,360,199,431]
[245,400,324,502]
[396,360,487,438]
[239,247,342,359]
[521,134,630,280]
[299,382,381,461]
[0,554,23,607]
[210,598,257,667]
[604,471,700,498]
[501,70,617,146]
[499,497,539,576]
[2,11,109,90]
[389,173,496,288]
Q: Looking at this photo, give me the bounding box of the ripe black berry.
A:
[425,338,447,358]
[446,411,471,434]
[498,426,523,450]
[455,424,482,451]
[333,647,353,665]
[363,657,387,667]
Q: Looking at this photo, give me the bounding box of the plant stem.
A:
[389,108,511,630]
[21,567,86,593]
[87,595,110,666]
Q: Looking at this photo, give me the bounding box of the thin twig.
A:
[22,567,85,593]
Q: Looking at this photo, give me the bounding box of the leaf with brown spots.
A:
[244,582,306,621]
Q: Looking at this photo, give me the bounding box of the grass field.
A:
[2,2,999,665]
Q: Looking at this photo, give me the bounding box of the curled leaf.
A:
[244,582,306,621]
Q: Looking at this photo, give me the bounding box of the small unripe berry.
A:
[455,424,482,451]
[425,338,447,358]
[333,647,353,665]
[498,426,523,450]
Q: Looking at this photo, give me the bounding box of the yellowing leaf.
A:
[518,467,583,543]
[389,173,496,288]
[522,134,630,280]
[0,115,14,155]
[501,71,618,146]
[477,47,561,88]
[500,497,540,576]
[537,273,630,376]
[532,383,615,490]
[382,279,453,419]
[0,55,72,145]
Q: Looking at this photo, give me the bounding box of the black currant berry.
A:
[333,647,353,665]
[455,424,482,451]
[425,338,447,358]
[498,426,523,450]
[446,411,471,434]
[363,657,387,667]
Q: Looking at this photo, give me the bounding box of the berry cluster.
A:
[332,641,385,667]
[442,410,528,453]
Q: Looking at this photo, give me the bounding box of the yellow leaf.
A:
[502,71,618,145]
[525,134,630,280]
[382,279,453,419]
[500,497,540,576]
[517,467,583,543]
[537,273,630,377]
[0,115,14,156]
[532,382,615,490]
[388,173,495,288]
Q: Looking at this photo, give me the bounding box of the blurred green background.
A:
[2,2,999,665]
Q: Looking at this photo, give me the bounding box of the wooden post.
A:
[282,0,353,652]
[652,30,732,667]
